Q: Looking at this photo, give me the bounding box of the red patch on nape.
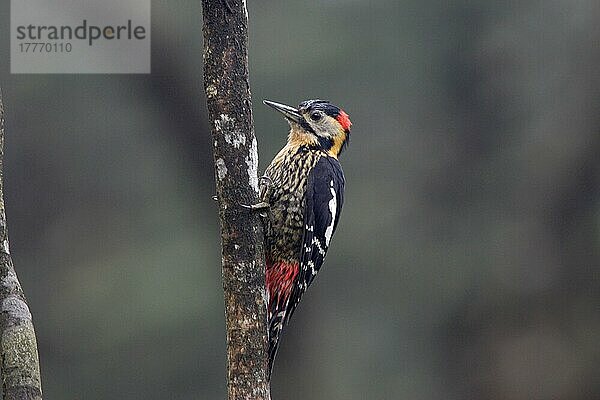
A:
[266,261,299,308]
[336,110,352,131]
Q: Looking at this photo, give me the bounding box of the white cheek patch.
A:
[324,179,337,246]
[309,117,340,138]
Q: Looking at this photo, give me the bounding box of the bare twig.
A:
[0,90,43,400]
[201,1,271,399]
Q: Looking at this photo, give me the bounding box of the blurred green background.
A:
[1,1,599,399]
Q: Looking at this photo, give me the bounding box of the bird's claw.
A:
[240,201,270,211]
[260,175,273,186]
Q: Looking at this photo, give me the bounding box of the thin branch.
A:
[0,90,43,400]
[201,1,271,399]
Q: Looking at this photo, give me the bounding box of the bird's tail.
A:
[268,304,286,380]
[266,260,299,379]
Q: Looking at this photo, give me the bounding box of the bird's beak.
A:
[263,100,302,124]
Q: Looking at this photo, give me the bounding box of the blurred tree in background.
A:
[0,1,598,399]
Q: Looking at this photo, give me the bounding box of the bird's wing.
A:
[286,156,345,323]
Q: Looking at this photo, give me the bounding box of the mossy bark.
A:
[0,91,42,400]
[201,1,271,399]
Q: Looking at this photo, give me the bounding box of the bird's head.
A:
[264,99,352,158]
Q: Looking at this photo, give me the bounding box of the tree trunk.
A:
[201,1,271,399]
[0,90,43,400]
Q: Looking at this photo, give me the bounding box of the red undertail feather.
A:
[267,260,299,311]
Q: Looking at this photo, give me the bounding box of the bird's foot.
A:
[240,201,270,211]
[260,175,273,187]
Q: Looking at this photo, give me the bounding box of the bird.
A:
[247,99,352,378]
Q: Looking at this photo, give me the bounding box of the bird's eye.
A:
[310,111,322,122]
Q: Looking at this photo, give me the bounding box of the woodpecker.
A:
[250,99,352,378]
